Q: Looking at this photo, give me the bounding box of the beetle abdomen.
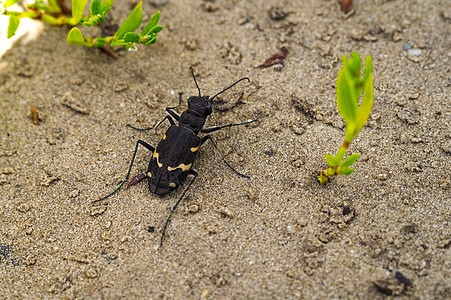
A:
[148,126,201,196]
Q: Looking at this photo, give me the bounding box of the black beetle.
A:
[93,68,256,246]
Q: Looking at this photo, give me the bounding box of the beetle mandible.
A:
[93,68,256,246]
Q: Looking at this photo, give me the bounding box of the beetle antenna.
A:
[210,77,250,102]
[190,67,202,97]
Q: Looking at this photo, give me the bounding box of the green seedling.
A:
[1,0,163,51]
[318,52,374,184]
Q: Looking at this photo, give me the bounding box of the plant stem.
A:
[4,8,78,26]
[335,140,350,162]
[319,139,351,183]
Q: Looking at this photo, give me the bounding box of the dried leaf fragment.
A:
[257,46,289,68]
[30,106,39,125]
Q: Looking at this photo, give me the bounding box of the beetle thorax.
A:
[179,111,206,133]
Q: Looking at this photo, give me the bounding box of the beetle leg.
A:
[200,135,250,178]
[93,140,155,204]
[154,115,176,133]
[126,124,154,131]
[164,92,183,121]
[201,118,258,133]
[160,169,198,247]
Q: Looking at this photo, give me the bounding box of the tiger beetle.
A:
[93,68,257,247]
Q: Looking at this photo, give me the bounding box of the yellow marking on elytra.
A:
[167,163,192,172]
[153,150,163,167]
[147,172,152,178]
[190,144,200,152]
[163,133,166,140]
[169,182,176,188]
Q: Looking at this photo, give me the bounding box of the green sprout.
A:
[318,52,374,184]
[1,0,163,51]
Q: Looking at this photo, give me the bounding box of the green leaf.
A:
[81,14,104,26]
[357,56,374,128]
[67,27,87,45]
[147,25,163,34]
[5,0,19,7]
[339,167,355,175]
[348,52,361,77]
[140,11,160,35]
[91,37,107,47]
[72,0,89,23]
[7,15,20,38]
[90,0,101,15]
[325,154,339,167]
[114,1,142,38]
[111,39,128,47]
[336,56,358,125]
[341,153,360,168]
[363,55,373,83]
[124,32,140,43]
[140,33,154,43]
[144,37,156,45]
[100,0,114,14]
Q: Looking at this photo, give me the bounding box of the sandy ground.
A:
[0,0,450,298]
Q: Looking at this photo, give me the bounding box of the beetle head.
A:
[188,67,250,116]
[187,96,213,117]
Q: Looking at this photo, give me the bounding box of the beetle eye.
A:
[206,102,212,114]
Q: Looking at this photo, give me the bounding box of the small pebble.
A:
[61,92,89,114]
[185,39,198,51]
[274,64,284,72]
[268,6,287,21]
[149,0,169,7]
[402,43,411,51]
[113,82,128,92]
[297,218,307,227]
[25,256,37,266]
[70,78,83,85]
[46,135,57,145]
[91,205,108,216]
[216,277,226,286]
[264,149,274,156]
[201,288,210,299]
[85,267,98,278]
[440,140,451,153]
[377,173,389,180]
[102,232,111,241]
[1,167,14,174]
[0,174,8,185]
[437,238,450,248]
[17,203,30,213]
[40,174,59,186]
[200,2,219,12]
[342,206,352,215]
[397,109,419,124]
[407,49,422,56]
[244,187,258,201]
[238,17,250,25]
[188,204,200,213]
[220,207,235,218]
[207,224,218,234]
[69,189,80,198]
[26,226,34,235]
[290,124,305,135]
